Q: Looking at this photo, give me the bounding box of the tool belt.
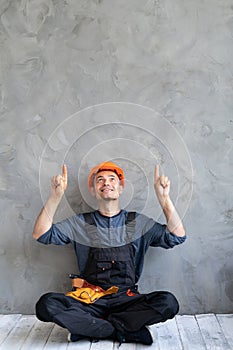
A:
[66,275,119,304]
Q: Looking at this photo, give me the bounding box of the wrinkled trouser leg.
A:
[107,291,179,333]
[35,291,179,337]
[35,292,115,338]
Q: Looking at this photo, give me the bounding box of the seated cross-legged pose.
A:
[33,161,186,346]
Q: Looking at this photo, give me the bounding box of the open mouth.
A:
[101,188,113,192]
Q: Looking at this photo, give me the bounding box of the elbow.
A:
[32,229,46,241]
[32,225,52,241]
[32,231,39,240]
[178,226,186,237]
[169,225,186,238]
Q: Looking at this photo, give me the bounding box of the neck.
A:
[97,200,121,217]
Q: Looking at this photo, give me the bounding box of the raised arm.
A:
[32,164,68,240]
[154,165,185,237]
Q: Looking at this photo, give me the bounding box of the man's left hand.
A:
[154,165,170,206]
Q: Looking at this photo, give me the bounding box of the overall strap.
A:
[82,212,100,247]
[126,211,136,224]
[83,212,95,226]
[126,211,136,243]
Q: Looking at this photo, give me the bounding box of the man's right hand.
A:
[51,164,68,199]
[32,164,68,240]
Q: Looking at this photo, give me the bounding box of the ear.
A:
[89,186,96,197]
[119,184,124,194]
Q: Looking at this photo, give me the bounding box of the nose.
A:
[103,179,110,186]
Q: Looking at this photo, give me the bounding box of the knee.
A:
[164,292,179,318]
[35,293,55,321]
[36,292,54,309]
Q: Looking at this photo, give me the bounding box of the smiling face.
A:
[91,170,123,201]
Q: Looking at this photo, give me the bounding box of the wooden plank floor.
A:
[0,314,233,349]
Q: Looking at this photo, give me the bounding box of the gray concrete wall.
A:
[0,0,232,314]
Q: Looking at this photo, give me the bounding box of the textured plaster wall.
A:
[0,0,233,314]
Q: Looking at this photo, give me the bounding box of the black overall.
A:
[36,213,179,339]
[83,232,136,292]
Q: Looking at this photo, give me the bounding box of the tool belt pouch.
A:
[67,274,119,304]
[69,274,90,290]
[71,277,85,289]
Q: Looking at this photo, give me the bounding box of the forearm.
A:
[160,196,185,237]
[32,196,62,240]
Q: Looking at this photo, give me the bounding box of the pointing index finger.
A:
[154,164,159,181]
[62,164,68,182]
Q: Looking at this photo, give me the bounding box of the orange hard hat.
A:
[88,161,124,190]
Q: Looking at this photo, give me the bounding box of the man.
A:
[33,161,186,345]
